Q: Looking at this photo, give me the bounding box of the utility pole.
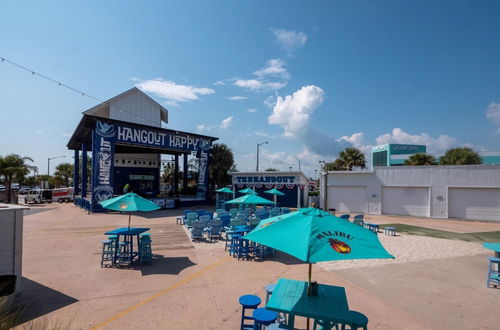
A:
[256,141,268,172]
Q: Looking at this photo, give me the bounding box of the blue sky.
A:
[1,0,500,177]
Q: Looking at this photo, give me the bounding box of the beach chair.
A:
[220,214,231,229]
[281,207,290,214]
[229,208,239,219]
[353,215,364,226]
[207,219,223,241]
[258,212,270,220]
[190,221,205,241]
[196,209,207,217]
[185,212,198,227]
[340,214,350,221]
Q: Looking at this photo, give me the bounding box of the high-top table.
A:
[266,278,350,328]
[105,227,150,265]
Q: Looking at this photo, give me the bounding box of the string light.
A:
[0,56,166,127]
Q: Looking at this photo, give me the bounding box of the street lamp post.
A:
[48,155,66,176]
[318,160,326,173]
[294,155,301,172]
[256,141,268,172]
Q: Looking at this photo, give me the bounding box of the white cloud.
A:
[375,128,457,154]
[247,108,258,113]
[220,116,234,130]
[233,59,290,93]
[486,103,500,133]
[196,124,213,133]
[268,85,324,137]
[36,129,44,134]
[62,132,72,137]
[135,78,215,105]
[226,96,247,101]
[271,28,308,52]
[234,79,287,92]
[254,59,290,80]
[255,131,271,137]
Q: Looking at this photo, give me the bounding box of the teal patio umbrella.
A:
[215,187,234,193]
[225,194,275,206]
[238,188,257,194]
[244,207,394,293]
[99,193,160,229]
[264,188,285,204]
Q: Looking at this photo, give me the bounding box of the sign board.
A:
[129,175,155,181]
[151,198,175,209]
[234,175,297,184]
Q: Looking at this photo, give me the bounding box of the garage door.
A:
[449,188,500,221]
[382,187,429,217]
[327,186,366,213]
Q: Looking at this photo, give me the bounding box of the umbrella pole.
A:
[306,262,312,330]
[128,213,131,230]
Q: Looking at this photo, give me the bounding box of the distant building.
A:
[372,144,426,167]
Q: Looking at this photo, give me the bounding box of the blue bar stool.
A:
[239,294,261,330]
[341,310,368,330]
[117,241,132,267]
[229,234,241,256]
[252,308,278,330]
[100,240,114,267]
[139,236,153,264]
[264,283,276,302]
[487,257,500,288]
[313,319,337,330]
[237,237,252,260]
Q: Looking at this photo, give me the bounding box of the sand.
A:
[318,233,485,271]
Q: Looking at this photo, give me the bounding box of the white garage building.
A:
[319,165,500,221]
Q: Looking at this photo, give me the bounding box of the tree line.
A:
[322,146,483,171]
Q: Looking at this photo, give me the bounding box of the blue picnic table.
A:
[105,227,150,265]
[483,242,500,258]
[266,278,350,328]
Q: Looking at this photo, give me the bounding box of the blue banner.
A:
[91,126,115,211]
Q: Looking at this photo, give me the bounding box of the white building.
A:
[319,165,500,221]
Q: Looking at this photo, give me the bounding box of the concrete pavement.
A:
[14,204,500,329]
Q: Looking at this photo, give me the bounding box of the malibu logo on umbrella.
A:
[316,230,354,255]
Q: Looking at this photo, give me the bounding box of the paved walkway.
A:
[14,204,500,329]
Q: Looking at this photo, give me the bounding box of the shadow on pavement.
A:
[134,256,197,276]
[15,277,78,325]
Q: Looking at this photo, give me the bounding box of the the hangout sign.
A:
[116,125,208,152]
[91,120,212,209]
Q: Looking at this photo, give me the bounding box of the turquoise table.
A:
[483,242,500,258]
[266,278,350,328]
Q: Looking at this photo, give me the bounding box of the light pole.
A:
[318,160,326,173]
[256,141,268,172]
[48,155,66,176]
[314,169,317,180]
[294,155,301,172]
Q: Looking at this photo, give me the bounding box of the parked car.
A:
[0,185,5,192]
[25,189,53,204]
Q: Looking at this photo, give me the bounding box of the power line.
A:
[0,56,164,127]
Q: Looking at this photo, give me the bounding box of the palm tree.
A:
[439,147,482,165]
[54,163,74,187]
[209,143,235,190]
[405,153,437,166]
[325,158,346,171]
[338,148,366,171]
[0,154,35,203]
